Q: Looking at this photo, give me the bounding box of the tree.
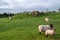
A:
[58,8,60,12]
[31,11,40,17]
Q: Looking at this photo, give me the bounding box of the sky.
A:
[0,0,60,13]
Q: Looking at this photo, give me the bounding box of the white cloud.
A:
[0,0,60,12]
[0,0,60,9]
[2,0,12,5]
[0,5,15,8]
[12,0,59,8]
[0,0,15,9]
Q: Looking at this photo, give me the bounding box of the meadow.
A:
[0,12,60,40]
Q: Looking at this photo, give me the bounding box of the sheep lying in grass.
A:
[38,24,53,34]
[45,29,56,38]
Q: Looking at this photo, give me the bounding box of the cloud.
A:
[0,0,60,8]
[11,0,60,8]
[2,0,12,4]
[10,0,53,9]
[0,0,60,13]
[0,0,14,9]
[0,5,15,9]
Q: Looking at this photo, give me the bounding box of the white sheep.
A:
[9,16,12,20]
[45,17,49,22]
[38,24,53,34]
[45,29,55,38]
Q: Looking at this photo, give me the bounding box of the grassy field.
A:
[0,13,60,40]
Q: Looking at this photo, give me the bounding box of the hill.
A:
[0,12,60,40]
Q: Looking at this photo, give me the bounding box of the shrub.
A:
[31,11,40,17]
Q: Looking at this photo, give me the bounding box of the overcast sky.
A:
[0,0,60,13]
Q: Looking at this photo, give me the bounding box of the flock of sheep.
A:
[38,17,56,38]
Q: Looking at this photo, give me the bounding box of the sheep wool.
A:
[45,30,55,36]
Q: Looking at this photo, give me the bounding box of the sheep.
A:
[38,24,53,34]
[9,16,12,20]
[45,29,56,38]
[45,17,49,22]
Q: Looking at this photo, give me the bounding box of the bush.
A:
[31,11,40,17]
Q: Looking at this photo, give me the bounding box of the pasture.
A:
[0,13,60,40]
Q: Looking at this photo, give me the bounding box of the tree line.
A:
[0,9,60,18]
[0,13,14,18]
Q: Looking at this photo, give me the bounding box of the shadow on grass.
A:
[38,32,60,40]
[55,34,60,40]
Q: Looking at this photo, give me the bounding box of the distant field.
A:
[0,13,60,40]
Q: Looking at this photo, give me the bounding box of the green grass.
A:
[0,12,60,40]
